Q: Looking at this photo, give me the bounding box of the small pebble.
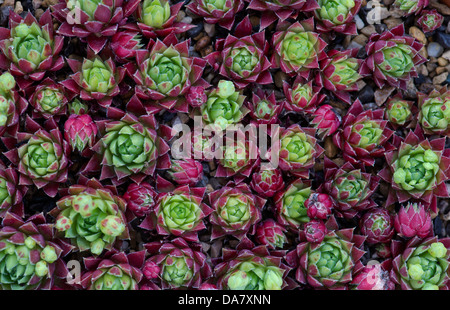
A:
[409,26,427,45]
[427,42,444,58]
[204,23,215,37]
[438,57,448,67]
[433,72,449,85]
[354,14,365,30]
[14,1,22,13]
[436,31,450,49]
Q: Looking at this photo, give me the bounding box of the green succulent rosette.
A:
[315,0,362,36]
[0,72,24,135]
[50,178,129,255]
[392,237,450,290]
[385,95,414,126]
[226,261,284,290]
[201,80,248,130]
[418,87,450,136]
[30,78,67,118]
[142,0,171,28]
[393,0,428,15]
[274,180,312,230]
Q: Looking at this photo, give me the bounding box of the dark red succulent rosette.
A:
[205,17,272,89]
[283,76,325,114]
[139,185,213,242]
[28,77,71,120]
[250,167,285,198]
[359,207,395,245]
[122,182,158,218]
[2,117,70,198]
[286,216,366,289]
[208,182,266,240]
[417,9,444,33]
[0,212,74,290]
[246,0,320,30]
[333,99,395,167]
[80,249,146,290]
[315,48,363,104]
[360,24,426,90]
[319,157,379,219]
[351,260,395,290]
[0,10,64,86]
[247,88,285,125]
[186,0,245,31]
[125,33,209,114]
[0,160,28,218]
[143,237,213,289]
[109,28,144,62]
[61,55,126,108]
[313,0,362,35]
[53,0,141,54]
[310,104,341,139]
[379,126,450,208]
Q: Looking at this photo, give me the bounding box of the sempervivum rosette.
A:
[122,182,157,218]
[3,117,70,198]
[379,126,450,206]
[80,249,145,290]
[139,186,213,242]
[274,179,312,231]
[394,201,433,239]
[205,17,272,89]
[247,89,284,125]
[246,0,320,30]
[143,238,213,289]
[417,9,444,33]
[125,34,208,113]
[129,0,194,38]
[0,212,73,290]
[250,168,285,199]
[384,92,416,128]
[85,107,170,185]
[255,219,288,250]
[286,216,366,289]
[319,158,379,219]
[214,238,293,290]
[0,11,64,84]
[360,24,426,90]
[186,0,245,31]
[166,159,204,187]
[53,0,140,54]
[310,104,341,138]
[359,208,395,245]
[50,177,129,256]
[417,86,450,137]
[271,18,327,77]
[315,48,363,104]
[333,99,395,166]
[0,72,27,138]
[110,29,144,62]
[0,160,27,218]
[351,261,395,290]
[208,182,266,240]
[305,193,334,220]
[29,78,69,119]
[283,76,325,114]
[62,55,126,108]
[390,237,450,290]
[271,124,324,178]
[313,0,362,35]
[393,0,429,16]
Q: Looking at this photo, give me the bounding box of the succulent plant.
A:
[186,86,208,108]
[208,182,266,240]
[315,48,363,104]
[283,76,325,113]
[310,104,341,138]
[274,179,312,231]
[314,0,362,35]
[246,0,320,30]
[417,86,450,137]
[140,186,212,242]
[3,117,70,198]
[214,238,292,290]
[186,0,245,30]
[305,193,334,220]
[122,182,157,218]
[110,29,144,62]
[417,9,444,33]
[247,89,284,125]
[85,108,170,184]
[384,93,415,127]
[53,0,140,53]
[166,159,204,187]
[274,125,324,178]
[80,249,145,290]
[144,238,213,289]
[379,126,450,206]
[205,17,272,89]
[200,80,248,130]
[29,78,69,119]
[271,18,327,77]
[360,24,426,90]
[250,168,285,199]
[390,237,450,290]
[393,0,429,16]
[286,216,366,289]
[255,219,288,250]
[303,220,328,243]
[320,158,379,219]
[394,202,433,239]
[0,212,73,290]
[351,261,395,290]
[50,178,129,255]
[0,11,64,83]
[359,208,395,245]
[333,99,394,166]
[0,72,27,138]
[0,161,27,218]
[125,34,208,113]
